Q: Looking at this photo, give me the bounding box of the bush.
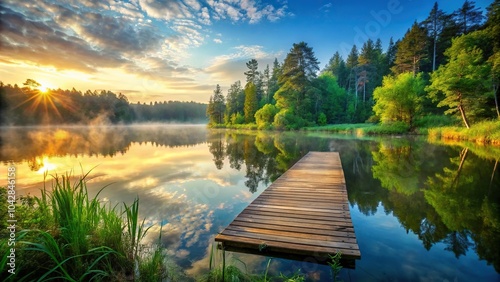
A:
[230,112,245,125]
[273,109,308,130]
[317,112,327,126]
[255,104,278,130]
[414,114,457,128]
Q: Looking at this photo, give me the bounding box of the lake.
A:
[1,124,499,281]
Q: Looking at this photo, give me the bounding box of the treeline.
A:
[207,0,500,130]
[0,80,207,125]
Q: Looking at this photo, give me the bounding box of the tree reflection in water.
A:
[208,130,500,273]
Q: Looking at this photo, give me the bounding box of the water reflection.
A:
[0,126,499,280]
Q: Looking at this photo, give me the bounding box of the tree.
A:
[225,81,244,124]
[392,22,428,76]
[255,104,279,129]
[373,72,426,128]
[346,45,360,110]
[244,82,258,123]
[323,51,349,89]
[422,2,451,71]
[261,64,271,105]
[427,30,493,128]
[267,58,282,104]
[244,59,259,84]
[207,84,225,125]
[485,0,500,118]
[275,42,320,119]
[454,0,484,35]
[315,73,349,123]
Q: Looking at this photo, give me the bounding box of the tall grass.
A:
[428,120,500,145]
[0,171,166,281]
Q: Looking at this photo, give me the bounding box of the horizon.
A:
[0,0,494,103]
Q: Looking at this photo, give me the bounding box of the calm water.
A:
[1,124,499,281]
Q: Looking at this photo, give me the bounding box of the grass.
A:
[428,120,500,145]
[0,171,169,281]
[306,122,410,136]
[201,244,343,282]
[209,123,259,130]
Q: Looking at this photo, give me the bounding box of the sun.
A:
[39,85,49,93]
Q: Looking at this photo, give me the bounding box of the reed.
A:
[0,171,159,281]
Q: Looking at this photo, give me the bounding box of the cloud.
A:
[207,0,289,24]
[138,0,191,21]
[0,0,291,102]
[198,7,211,25]
[319,2,333,13]
[206,45,282,83]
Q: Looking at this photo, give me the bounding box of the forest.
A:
[0,80,207,125]
[207,0,500,131]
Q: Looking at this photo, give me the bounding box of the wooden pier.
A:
[215,151,361,264]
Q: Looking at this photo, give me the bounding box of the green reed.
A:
[0,171,160,281]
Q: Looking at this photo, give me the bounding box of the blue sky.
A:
[0,0,494,103]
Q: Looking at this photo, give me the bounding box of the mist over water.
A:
[1,124,499,281]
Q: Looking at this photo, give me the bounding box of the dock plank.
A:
[215,151,361,263]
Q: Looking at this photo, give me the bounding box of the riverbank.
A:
[306,120,500,146]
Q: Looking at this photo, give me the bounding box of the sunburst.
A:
[15,79,77,123]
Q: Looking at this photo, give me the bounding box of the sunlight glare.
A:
[39,85,49,93]
[36,157,57,174]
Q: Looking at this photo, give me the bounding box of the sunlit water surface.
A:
[1,124,499,281]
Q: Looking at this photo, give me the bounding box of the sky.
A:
[0,0,494,103]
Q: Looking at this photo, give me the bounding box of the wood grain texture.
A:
[215,151,361,262]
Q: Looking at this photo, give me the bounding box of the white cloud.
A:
[138,0,192,21]
[213,38,223,44]
[198,7,211,25]
[207,0,288,24]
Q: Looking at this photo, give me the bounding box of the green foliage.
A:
[427,120,500,144]
[317,112,327,125]
[207,84,226,125]
[244,82,258,123]
[392,22,428,75]
[373,72,427,128]
[315,73,349,124]
[225,81,245,124]
[413,114,457,128]
[427,30,494,128]
[273,109,307,130]
[0,172,171,281]
[255,104,278,130]
[230,112,246,125]
[275,41,320,123]
[328,252,343,282]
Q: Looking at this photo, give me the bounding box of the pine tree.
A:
[225,81,243,123]
[267,58,282,104]
[262,64,271,104]
[323,52,349,89]
[454,0,484,35]
[422,2,451,71]
[207,84,225,125]
[244,82,258,123]
[392,22,428,76]
[275,41,319,119]
[244,59,259,84]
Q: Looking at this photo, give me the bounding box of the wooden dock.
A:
[215,151,361,263]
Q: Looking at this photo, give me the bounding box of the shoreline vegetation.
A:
[210,118,500,146]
